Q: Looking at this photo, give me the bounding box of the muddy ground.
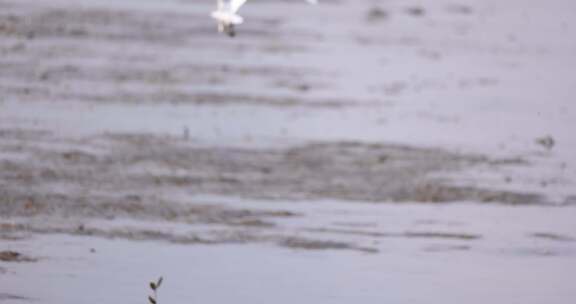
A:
[1,0,555,250]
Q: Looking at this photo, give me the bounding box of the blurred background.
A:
[1,0,576,303]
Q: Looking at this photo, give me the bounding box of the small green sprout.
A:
[148,276,163,304]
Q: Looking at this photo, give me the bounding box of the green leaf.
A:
[149,282,157,291]
[148,296,156,304]
[157,277,163,288]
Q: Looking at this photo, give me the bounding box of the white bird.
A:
[211,0,318,37]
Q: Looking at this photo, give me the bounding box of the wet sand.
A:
[2,0,576,303]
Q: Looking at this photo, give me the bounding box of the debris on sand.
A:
[306,227,482,241]
[423,244,471,252]
[279,237,378,253]
[0,251,36,262]
[530,232,575,242]
[0,293,32,301]
[405,6,426,17]
[403,231,481,240]
[445,4,473,15]
[366,7,389,23]
[535,135,555,150]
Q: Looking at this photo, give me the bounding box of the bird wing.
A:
[230,0,248,13]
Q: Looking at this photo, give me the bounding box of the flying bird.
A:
[211,0,318,37]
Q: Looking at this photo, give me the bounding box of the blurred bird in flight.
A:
[211,0,318,37]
